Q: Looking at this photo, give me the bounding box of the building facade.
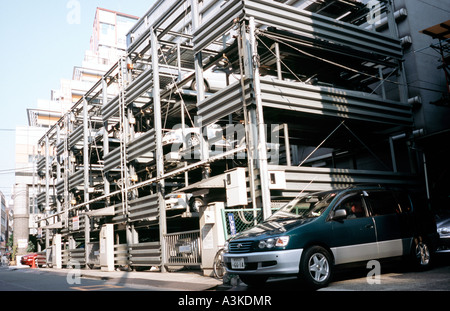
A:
[1,192,7,255]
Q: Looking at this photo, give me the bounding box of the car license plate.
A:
[231,258,245,269]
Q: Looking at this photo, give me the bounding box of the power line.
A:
[0,166,34,175]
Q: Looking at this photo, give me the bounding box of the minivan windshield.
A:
[269,191,337,220]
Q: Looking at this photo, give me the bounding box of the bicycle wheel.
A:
[213,248,225,279]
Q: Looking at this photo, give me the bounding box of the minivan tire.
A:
[299,246,333,289]
[409,236,432,270]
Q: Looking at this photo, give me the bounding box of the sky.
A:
[0,0,156,200]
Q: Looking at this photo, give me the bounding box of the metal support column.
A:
[191,0,210,178]
[386,0,408,103]
[283,123,291,166]
[151,28,167,272]
[56,125,62,214]
[63,115,70,224]
[248,17,272,220]
[45,135,50,213]
[237,20,258,211]
[82,97,90,265]
[102,78,110,204]
[275,42,282,80]
[83,97,90,207]
[44,136,51,249]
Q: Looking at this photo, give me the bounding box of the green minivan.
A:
[223,185,438,289]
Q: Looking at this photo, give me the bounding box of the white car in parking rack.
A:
[162,123,233,160]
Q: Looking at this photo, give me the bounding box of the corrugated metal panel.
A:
[193,0,402,60]
[68,126,97,149]
[127,0,188,54]
[193,0,244,53]
[244,0,402,59]
[267,164,420,198]
[124,68,154,105]
[196,78,253,126]
[112,193,160,223]
[37,156,46,172]
[69,248,85,266]
[114,244,128,266]
[101,67,171,122]
[68,126,84,149]
[259,77,413,126]
[103,147,122,172]
[197,76,412,126]
[129,242,161,267]
[128,193,160,222]
[37,191,47,206]
[111,202,127,223]
[56,179,64,196]
[128,130,156,162]
[101,95,119,122]
[69,169,84,190]
[56,141,65,157]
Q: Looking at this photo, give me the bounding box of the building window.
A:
[100,22,116,45]
[29,197,38,214]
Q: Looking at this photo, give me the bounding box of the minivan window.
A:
[269,192,337,220]
[365,190,399,216]
[392,191,412,213]
[333,193,367,219]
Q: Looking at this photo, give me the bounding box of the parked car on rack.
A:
[20,252,46,267]
[162,123,232,156]
[436,211,450,253]
[165,193,205,213]
[223,185,438,289]
[185,66,241,93]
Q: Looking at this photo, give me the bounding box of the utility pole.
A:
[13,183,29,257]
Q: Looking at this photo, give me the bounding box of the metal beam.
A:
[193,0,402,60]
[151,28,167,273]
[248,17,272,220]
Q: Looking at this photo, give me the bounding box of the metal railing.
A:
[165,230,201,266]
[86,242,100,267]
[221,207,284,240]
[221,208,262,240]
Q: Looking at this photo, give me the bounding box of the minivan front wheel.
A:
[299,246,333,289]
[410,236,432,270]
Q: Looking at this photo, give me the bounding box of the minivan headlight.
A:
[438,227,450,236]
[223,241,229,253]
[258,236,289,249]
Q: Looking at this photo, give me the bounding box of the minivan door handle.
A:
[365,224,374,229]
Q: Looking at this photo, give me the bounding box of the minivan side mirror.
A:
[331,209,347,221]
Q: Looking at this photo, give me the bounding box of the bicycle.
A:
[213,247,226,279]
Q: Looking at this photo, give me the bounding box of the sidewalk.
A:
[9,265,223,291]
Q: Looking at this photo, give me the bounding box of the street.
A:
[0,266,151,291]
[0,256,448,311]
[1,254,448,292]
[221,253,450,291]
